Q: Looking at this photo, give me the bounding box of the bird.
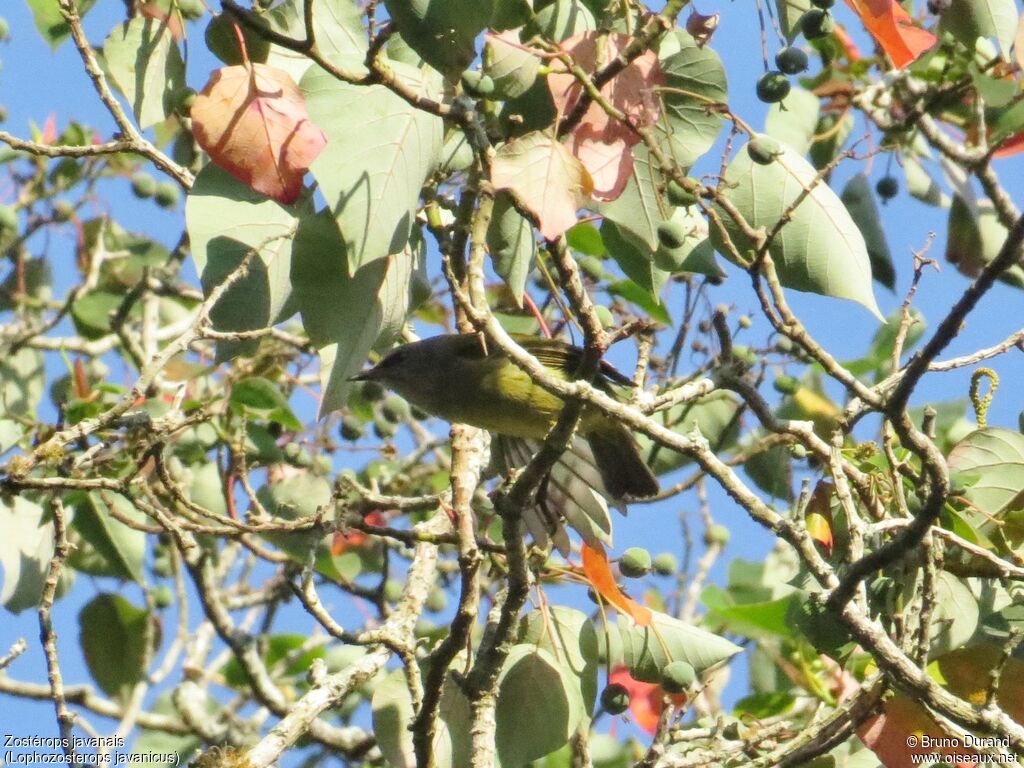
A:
[351,333,658,551]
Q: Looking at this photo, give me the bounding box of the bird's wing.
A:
[510,335,636,389]
[492,435,620,556]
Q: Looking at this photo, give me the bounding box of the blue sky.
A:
[1,0,1023,758]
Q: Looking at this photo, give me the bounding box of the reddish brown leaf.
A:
[191,63,327,205]
[547,32,662,140]
[608,666,686,734]
[568,126,633,200]
[993,131,1024,157]
[491,131,593,239]
[581,542,652,626]
[138,0,185,42]
[844,0,936,69]
[546,32,662,202]
[858,696,979,767]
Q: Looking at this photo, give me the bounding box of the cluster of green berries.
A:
[755,0,835,105]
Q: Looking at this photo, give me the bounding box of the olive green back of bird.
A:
[353,334,659,501]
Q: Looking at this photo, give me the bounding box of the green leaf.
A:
[0,419,22,454]
[383,0,493,77]
[840,174,896,290]
[72,291,131,339]
[639,391,741,475]
[939,0,1018,58]
[773,0,811,40]
[600,218,669,298]
[289,212,416,415]
[657,31,729,169]
[809,113,854,171]
[658,206,724,278]
[928,573,979,655]
[496,645,587,765]
[67,492,146,583]
[0,347,45,417]
[484,30,541,99]
[229,377,302,430]
[601,144,665,250]
[131,692,211,768]
[743,436,793,500]
[608,611,742,685]
[222,634,325,687]
[606,278,672,325]
[948,428,1024,517]
[706,595,797,638]
[27,0,96,49]
[372,667,465,768]
[868,307,925,366]
[765,87,820,156]
[265,0,368,81]
[946,195,1024,290]
[519,607,599,716]
[713,139,883,320]
[566,222,605,256]
[903,156,950,207]
[185,164,299,360]
[79,594,157,698]
[487,192,537,306]
[526,0,596,40]
[303,61,443,274]
[103,17,185,129]
[0,495,53,613]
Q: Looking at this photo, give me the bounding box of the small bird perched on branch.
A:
[351,333,659,551]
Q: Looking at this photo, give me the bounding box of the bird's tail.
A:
[587,424,659,499]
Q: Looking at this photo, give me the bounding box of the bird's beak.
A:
[348,369,374,382]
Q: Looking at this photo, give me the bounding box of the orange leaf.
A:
[191,64,327,205]
[568,127,633,200]
[491,131,593,239]
[608,666,686,734]
[581,542,652,626]
[858,695,980,767]
[844,0,936,69]
[806,481,835,555]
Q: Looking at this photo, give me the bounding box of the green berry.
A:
[0,17,10,41]
[656,220,688,250]
[339,415,364,442]
[746,134,782,165]
[619,547,652,578]
[381,395,411,424]
[811,0,836,9]
[382,579,403,604]
[661,660,696,693]
[654,242,690,273]
[738,315,753,329]
[790,443,809,459]
[756,71,791,104]
[154,181,180,209]
[775,335,795,353]
[800,9,835,40]
[1018,409,1024,434]
[175,0,206,20]
[774,374,800,394]
[131,173,157,199]
[426,588,447,613]
[876,176,899,201]
[652,552,678,576]
[731,345,758,367]
[461,70,495,96]
[666,179,699,207]
[360,380,385,402]
[593,304,614,328]
[373,415,397,439]
[704,524,730,546]
[600,683,631,715]
[151,551,173,578]
[775,46,809,75]
[152,585,174,609]
[172,86,198,116]
[0,204,17,232]
[53,200,74,221]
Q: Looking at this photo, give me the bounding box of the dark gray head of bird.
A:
[348,337,456,405]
